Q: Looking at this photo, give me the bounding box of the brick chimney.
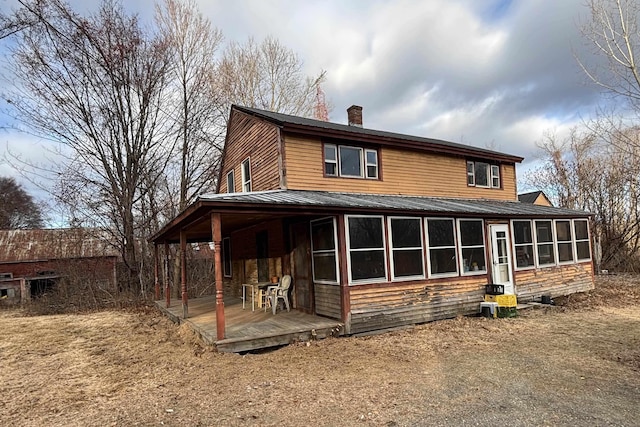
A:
[347,105,363,127]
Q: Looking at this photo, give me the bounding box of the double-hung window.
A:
[458,219,486,274]
[346,215,387,283]
[535,220,555,266]
[339,146,363,177]
[512,220,535,269]
[324,145,337,176]
[365,149,378,179]
[388,217,424,280]
[426,218,457,277]
[222,237,232,277]
[467,161,500,188]
[226,170,235,193]
[241,158,251,192]
[574,219,591,261]
[324,144,379,179]
[555,220,574,263]
[310,218,339,283]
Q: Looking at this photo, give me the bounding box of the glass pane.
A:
[429,248,457,274]
[325,162,337,176]
[393,249,424,278]
[535,221,553,243]
[558,242,574,262]
[339,146,362,177]
[242,160,251,180]
[513,221,532,244]
[491,165,500,188]
[556,220,572,242]
[461,247,486,272]
[574,220,589,240]
[311,219,335,251]
[576,241,590,260]
[227,172,234,193]
[459,220,483,246]
[313,253,337,282]
[349,217,383,249]
[223,238,231,276]
[538,243,555,264]
[324,145,336,161]
[475,162,489,186]
[427,219,454,247]
[391,218,422,248]
[350,250,386,281]
[366,150,377,165]
[515,244,535,268]
[467,162,474,174]
[367,165,378,179]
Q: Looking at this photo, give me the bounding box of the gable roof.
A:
[518,191,552,205]
[232,105,524,164]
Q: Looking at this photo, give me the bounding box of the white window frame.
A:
[387,216,425,281]
[365,149,378,179]
[226,170,235,193]
[338,146,364,178]
[310,217,340,285]
[466,161,475,186]
[241,157,251,192]
[555,219,575,265]
[345,215,388,285]
[511,219,536,271]
[222,237,232,278]
[324,144,338,177]
[457,218,487,276]
[425,217,459,278]
[491,165,500,188]
[534,219,556,267]
[573,219,592,262]
[467,160,500,188]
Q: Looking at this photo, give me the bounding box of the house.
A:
[0,228,118,304]
[519,190,553,206]
[151,105,594,347]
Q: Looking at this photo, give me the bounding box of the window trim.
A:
[466,160,500,189]
[457,218,487,276]
[573,219,592,262]
[226,170,235,193]
[491,165,500,188]
[511,219,536,271]
[324,144,338,177]
[345,214,388,285]
[425,217,459,279]
[555,219,575,265]
[222,237,232,277]
[387,216,425,282]
[310,217,340,285]
[365,149,379,179]
[323,143,380,180]
[338,145,364,178]
[241,157,251,192]
[466,161,475,186]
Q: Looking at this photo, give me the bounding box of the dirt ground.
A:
[1,276,639,427]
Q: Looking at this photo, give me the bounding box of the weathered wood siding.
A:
[515,262,594,302]
[314,283,341,319]
[219,111,281,193]
[284,135,517,200]
[348,277,487,334]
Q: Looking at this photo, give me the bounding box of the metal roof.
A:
[197,189,590,218]
[234,105,524,163]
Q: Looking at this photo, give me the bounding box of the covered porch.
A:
[156,296,343,353]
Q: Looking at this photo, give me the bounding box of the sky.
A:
[0,0,608,206]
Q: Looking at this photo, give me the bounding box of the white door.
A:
[490,224,514,295]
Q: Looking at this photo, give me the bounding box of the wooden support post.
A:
[154,244,160,301]
[212,212,225,340]
[180,230,188,319]
[164,242,171,308]
[337,215,351,334]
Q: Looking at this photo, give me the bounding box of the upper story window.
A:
[324,143,379,179]
[467,161,500,188]
[241,158,251,192]
[226,170,235,193]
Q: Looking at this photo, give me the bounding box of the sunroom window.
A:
[535,220,555,266]
[311,218,339,283]
[389,217,424,280]
[458,219,486,274]
[346,216,387,283]
[574,219,591,261]
[512,220,535,268]
[555,220,574,263]
[426,218,457,276]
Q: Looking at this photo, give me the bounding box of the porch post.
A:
[337,215,351,334]
[180,229,188,319]
[164,242,171,308]
[154,244,160,301]
[212,212,225,340]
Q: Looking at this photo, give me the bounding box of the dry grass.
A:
[1,276,639,426]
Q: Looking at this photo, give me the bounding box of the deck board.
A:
[155,296,343,353]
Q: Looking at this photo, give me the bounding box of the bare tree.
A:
[217,36,327,117]
[5,0,173,288]
[0,176,44,229]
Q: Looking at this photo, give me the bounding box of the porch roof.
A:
[151,190,591,245]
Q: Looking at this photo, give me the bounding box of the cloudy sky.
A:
[0,0,607,201]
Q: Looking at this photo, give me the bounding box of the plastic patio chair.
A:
[266,275,292,315]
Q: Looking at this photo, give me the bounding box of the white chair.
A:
[266,275,292,315]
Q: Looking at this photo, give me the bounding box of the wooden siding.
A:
[515,262,594,302]
[314,283,341,319]
[219,111,281,193]
[348,277,487,335]
[284,135,517,200]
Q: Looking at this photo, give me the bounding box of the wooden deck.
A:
[155,296,344,353]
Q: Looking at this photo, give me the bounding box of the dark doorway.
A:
[291,222,313,313]
[256,231,269,283]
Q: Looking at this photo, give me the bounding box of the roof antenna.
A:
[313,85,329,122]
